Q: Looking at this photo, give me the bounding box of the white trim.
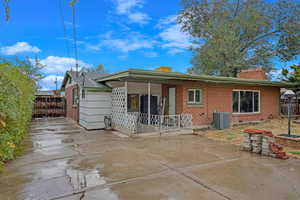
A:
[125,81,128,113]
[187,88,203,104]
[232,90,261,114]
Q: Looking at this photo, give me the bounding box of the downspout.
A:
[206,83,209,123]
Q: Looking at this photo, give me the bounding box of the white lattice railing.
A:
[111,87,138,134]
[136,113,193,133]
[180,114,193,128]
[111,87,193,134]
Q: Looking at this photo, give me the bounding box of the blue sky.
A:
[0,0,192,90]
[0,0,298,90]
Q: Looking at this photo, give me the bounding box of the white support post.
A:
[125,81,128,113]
[148,81,151,125]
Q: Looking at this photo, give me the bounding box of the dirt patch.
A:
[196,119,300,158]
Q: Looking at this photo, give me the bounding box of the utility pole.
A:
[54,77,58,92]
[70,0,79,78]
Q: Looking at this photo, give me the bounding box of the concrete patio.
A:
[1,118,300,200]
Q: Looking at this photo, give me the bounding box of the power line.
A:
[71,2,79,77]
[58,0,73,71]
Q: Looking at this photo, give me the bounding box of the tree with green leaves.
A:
[0,57,44,87]
[282,64,300,83]
[84,64,107,74]
[178,0,300,77]
[3,0,10,21]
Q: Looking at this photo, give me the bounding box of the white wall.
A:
[108,81,162,113]
[79,90,112,130]
[108,81,162,96]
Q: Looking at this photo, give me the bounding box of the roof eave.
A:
[96,69,297,88]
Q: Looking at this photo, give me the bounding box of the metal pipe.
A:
[148,82,151,125]
[288,97,292,136]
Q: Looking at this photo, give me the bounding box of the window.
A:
[187,89,202,104]
[81,89,85,99]
[127,94,139,112]
[72,87,78,105]
[232,90,260,113]
[69,77,72,84]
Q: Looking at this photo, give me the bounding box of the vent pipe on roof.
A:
[155,66,172,72]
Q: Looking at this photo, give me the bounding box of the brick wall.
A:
[237,68,267,80]
[65,84,79,122]
[162,82,280,126]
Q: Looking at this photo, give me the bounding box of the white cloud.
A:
[159,24,191,49]
[103,38,154,53]
[116,0,142,14]
[167,48,185,55]
[270,68,283,81]
[144,51,158,58]
[39,75,64,90]
[114,0,150,24]
[128,12,150,25]
[36,56,92,74]
[86,32,156,53]
[156,15,177,28]
[157,15,192,54]
[1,42,41,55]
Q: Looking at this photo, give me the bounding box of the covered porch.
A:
[109,80,193,135]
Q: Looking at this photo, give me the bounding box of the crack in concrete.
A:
[16,155,76,168]
[52,158,239,200]
[252,158,300,199]
[160,162,233,200]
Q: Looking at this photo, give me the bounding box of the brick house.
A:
[94,68,296,134]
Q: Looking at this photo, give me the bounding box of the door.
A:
[168,87,176,115]
[140,95,158,114]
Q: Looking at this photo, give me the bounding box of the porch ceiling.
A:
[96,69,298,88]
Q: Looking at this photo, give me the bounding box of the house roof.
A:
[61,71,111,91]
[96,68,298,88]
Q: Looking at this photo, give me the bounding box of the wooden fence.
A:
[280,99,300,116]
[33,95,66,118]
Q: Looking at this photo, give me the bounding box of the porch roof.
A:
[96,69,298,88]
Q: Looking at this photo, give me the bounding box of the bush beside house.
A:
[0,63,35,170]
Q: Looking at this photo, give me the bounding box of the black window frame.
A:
[81,89,85,99]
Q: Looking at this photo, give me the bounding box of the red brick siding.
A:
[237,69,267,80]
[65,84,79,122]
[162,82,280,126]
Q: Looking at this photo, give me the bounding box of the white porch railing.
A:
[136,113,193,134]
[111,87,193,135]
[112,112,193,135]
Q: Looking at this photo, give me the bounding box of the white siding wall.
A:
[79,90,112,130]
[108,81,162,96]
[107,81,162,112]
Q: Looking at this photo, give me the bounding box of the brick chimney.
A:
[155,66,172,72]
[237,68,267,80]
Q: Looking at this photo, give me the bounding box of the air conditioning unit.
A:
[213,112,231,130]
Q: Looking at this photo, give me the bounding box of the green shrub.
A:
[288,151,300,155]
[0,63,35,170]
